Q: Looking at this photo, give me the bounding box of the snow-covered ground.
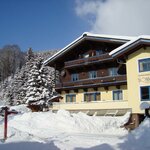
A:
[0,105,150,150]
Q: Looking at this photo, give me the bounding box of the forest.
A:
[0,45,58,107]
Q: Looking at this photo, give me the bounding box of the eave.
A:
[55,75,127,92]
[44,32,133,67]
[110,35,150,59]
[56,80,127,92]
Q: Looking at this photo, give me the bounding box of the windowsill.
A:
[139,71,150,76]
[83,100,101,103]
[113,100,123,101]
[65,102,76,103]
[53,100,128,105]
[141,100,150,101]
[69,100,127,103]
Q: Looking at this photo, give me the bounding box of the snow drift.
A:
[0,107,130,149]
[0,105,150,150]
[118,117,150,150]
[2,109,130,140]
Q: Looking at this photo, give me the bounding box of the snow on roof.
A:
[109,35,150,57]
[84,32,134,41]
[43,34,83,65]
[48,95,62,101]
[43,32,134,66]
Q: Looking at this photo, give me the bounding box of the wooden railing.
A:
[56,75,127,89]
[64,53,112,68]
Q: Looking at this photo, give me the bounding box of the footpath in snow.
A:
[0,105,150,150]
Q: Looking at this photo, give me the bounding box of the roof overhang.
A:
[43,32,133,66]
[109,35,150,59]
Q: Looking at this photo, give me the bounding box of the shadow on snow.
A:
[0,141,59,150]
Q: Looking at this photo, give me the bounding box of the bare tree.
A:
[0,45,25,82]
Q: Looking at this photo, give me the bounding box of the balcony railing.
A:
[65,53,112,68]
[56,75,127,90]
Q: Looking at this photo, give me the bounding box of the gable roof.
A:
[109,35,150,58]
[43,32,134,66]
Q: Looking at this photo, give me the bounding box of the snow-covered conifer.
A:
[0,48,57,108]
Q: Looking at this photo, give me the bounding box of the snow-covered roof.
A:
[48,95,63,102]
[43,32,134,66]
[109,35,150,57]
[83,32,134,41]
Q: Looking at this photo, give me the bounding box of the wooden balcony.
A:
[56,75,127,90]
[64,53,113,69]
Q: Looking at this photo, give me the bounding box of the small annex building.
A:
[44,32,150,129]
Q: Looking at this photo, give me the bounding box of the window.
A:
[89,71,97,79]
[109,68,118,76]
[139,58,150,72]
[71,73,79,81]
[66,94,76,102]
[96,50,104,56]
[141,86,150,101]
[84,92,100,102]
[113,90,123,100]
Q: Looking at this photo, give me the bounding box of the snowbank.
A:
[56,110,130,134]
[10,105,31,113]
[117,117,150,150]
[6,109,130,138]
[0,109,130,142]
[0,108,150,150]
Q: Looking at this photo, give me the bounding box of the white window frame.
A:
[89,71,97,79]
[138,57,150,73]
[140,85,150,101]
[66,94,76,103]
[109,67,118,76]
[84,92,101,102]
[112,90,123,100]
[71,73,79,81]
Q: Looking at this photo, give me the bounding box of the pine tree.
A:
[24,55,53,107]
[0,48,57,109]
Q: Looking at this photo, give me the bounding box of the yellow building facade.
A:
[53,85,129,114]
[127,47,150,113]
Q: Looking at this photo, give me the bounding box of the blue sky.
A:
[0,0,89,51]
[1,0,150,51]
